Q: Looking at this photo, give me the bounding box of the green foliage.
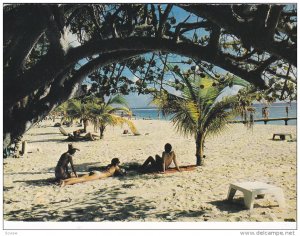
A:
[153,65,243,138]
[56,94,139,136]
[152,65,247,164]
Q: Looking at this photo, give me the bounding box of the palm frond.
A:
[108,94,129,107]
[152,90,185,117]
[171,100,198,137]
[231,76,250,87]
[109,115,139,135]
[108,107,131,115]
[202,96,239,136]
[153,68,249,142]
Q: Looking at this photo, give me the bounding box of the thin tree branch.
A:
[157,4,173,37]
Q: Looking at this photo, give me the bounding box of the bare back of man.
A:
[55,144,79,181]
[55,152,72,180]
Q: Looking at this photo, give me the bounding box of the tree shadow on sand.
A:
[28,138,66,144]
[29,132,61,136]
[11,161,170,188]
[210,198,280,212]
[3,186,14,191]
[154,210,206,221]
[13,177,58,187]
[4,184,154,221]
[209,198,251,213]
[12,161,106,187]
[4,182,207,222]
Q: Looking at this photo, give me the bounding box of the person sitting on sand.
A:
[141,143,181,173]
[55,143,79,181]
[60,158,125,187]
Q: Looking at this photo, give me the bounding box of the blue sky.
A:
[119,5,246,108]
[73,4,250,108]
[123,85,243,108]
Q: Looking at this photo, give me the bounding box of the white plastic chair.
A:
[227,181,285,210]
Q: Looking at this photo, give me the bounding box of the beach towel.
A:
[162,165,197,174]
[142,165,197,175]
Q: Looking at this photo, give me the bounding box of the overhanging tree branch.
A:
[7,36,273,108]
[179,4,296,65]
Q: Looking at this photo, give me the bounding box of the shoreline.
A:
[128,116,297,126]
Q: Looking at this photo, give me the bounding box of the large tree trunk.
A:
[99,125,105,139]
[195,132,205,166]
[83,119,88,133]
[3,50,145,149]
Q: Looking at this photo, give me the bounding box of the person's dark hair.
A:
[111,158,120,166]
[164,143,172,153]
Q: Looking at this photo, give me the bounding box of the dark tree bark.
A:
[195,132,205,166]
[99,125,105,139]
[83,119,88,133]
[179,4,296,66]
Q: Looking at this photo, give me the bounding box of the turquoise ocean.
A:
[132,102,297,126]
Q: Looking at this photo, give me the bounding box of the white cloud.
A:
[217,85,243,101]
[124,93,153,108]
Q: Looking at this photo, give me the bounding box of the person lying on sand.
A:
[55,143,79,181]
[141,143,181,173]
[60,158,125,187]
[67,131,99,141]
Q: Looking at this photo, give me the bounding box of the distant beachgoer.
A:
[286,106,289,117]
[141,143,181,173]
[265,107,269,119]
[60,158,125,187]
[67,131,98,141]
[55,143,79,181]
[73,129,84,136]
[262,106,269,119]
[123,129,129,134]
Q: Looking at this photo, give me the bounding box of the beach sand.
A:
[3,119,296,223]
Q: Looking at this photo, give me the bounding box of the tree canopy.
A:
[3,3,297,148]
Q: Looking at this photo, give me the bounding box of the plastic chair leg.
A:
[274,189,286,208]
[243,191,255,209]
[227,187,237,200]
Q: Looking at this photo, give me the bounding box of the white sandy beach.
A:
[3,119,296,223]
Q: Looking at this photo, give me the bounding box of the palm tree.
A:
[56,95,138,138]
[59,98,93,132]
[152,66,249,166]
[90,95,139,139]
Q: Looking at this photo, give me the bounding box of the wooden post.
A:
[285,120,288,125]
[264,120,267,125]
[21,141,27,156]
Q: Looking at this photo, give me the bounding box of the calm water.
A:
[132,103,297,126]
